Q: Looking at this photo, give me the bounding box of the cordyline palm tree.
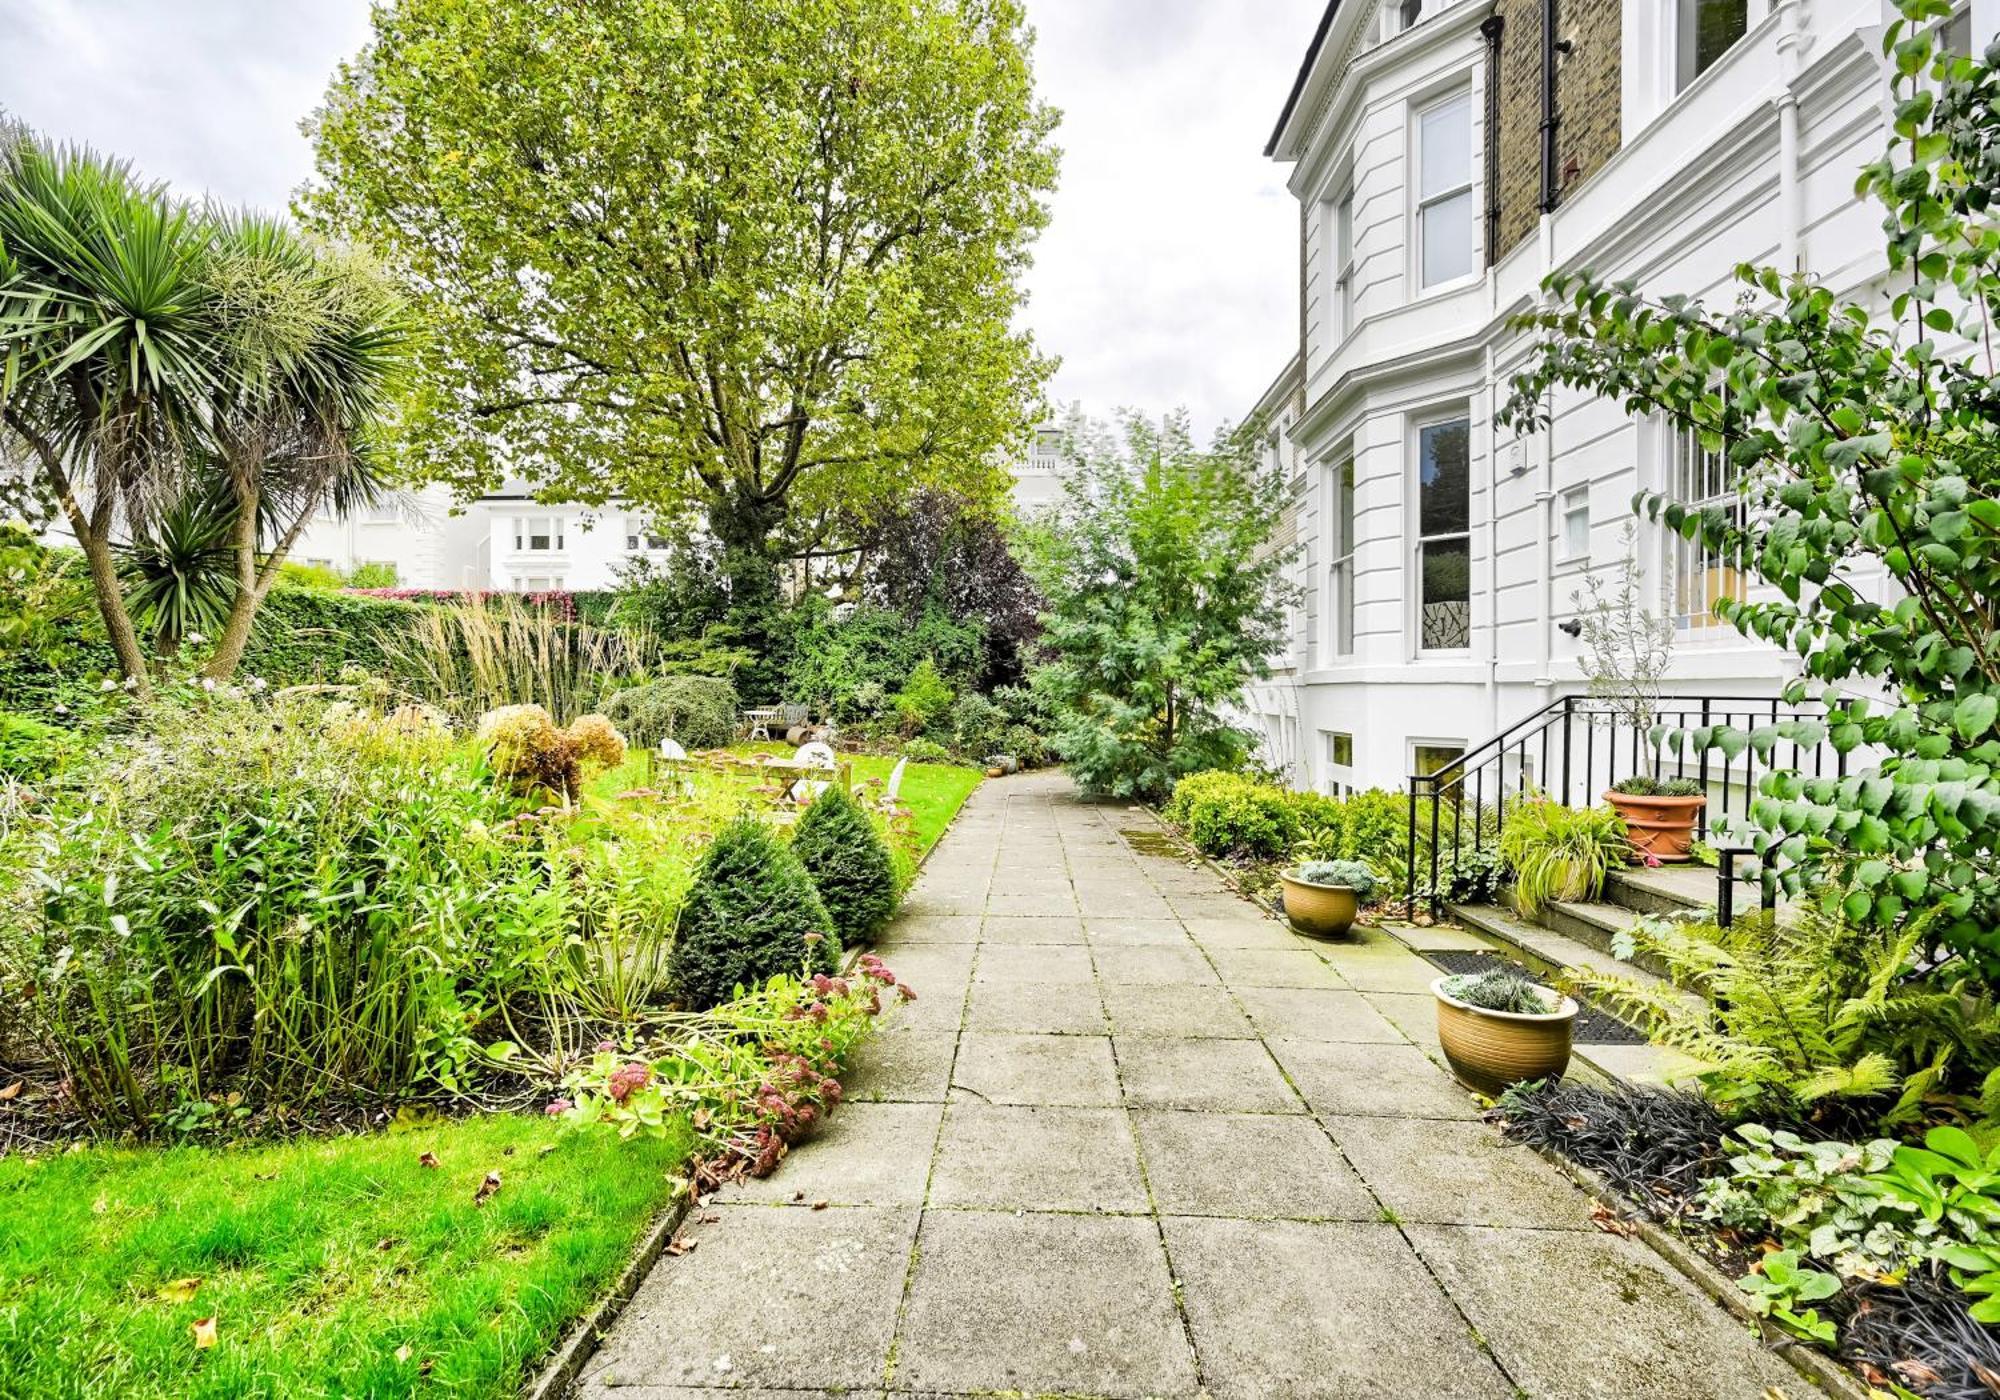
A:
[0,137,222,695]
[0,130,418,689]
[116,485,236,664]
[197,213,415,681]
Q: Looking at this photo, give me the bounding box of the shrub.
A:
[948,691,1006,759]
[777,598,983,719]
[1497,797,1628,916]
[668,816,838,1011]
[600,675,739,750]
[0,711,75,781]
[1495,1082,1728,1217]
[475,705,627,801]
[902,737,953,764]
[1294,858,1378,902]
[238,586,425,685]
[792,788,899,946]
[378,593,655,723]
[1164,770,1297,860]
[1337,789,1406,860]
[891,657,955,735]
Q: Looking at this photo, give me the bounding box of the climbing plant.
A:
[1500,3,2000,972]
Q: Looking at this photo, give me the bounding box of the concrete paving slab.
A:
[1091,943,1221,986]
[1407,1223,1804,1398]
[929,1103,1148,1213]
[843,1029,956,1103]
[874,914,981,946]
[1202,945,1347,988]
[1082,916,1193,947]
[1388,921,1495,951]
[962,979,1106,1035]
[1319,944,1452,995]
[1162,1216,1512,1399]
[977,914,1087,945]
[1269,1038,1480,1120]
[1327,1116,1594,1230]
[1074,888,1177,920]
[1115,1036,1302,1113]
[985,889,1079,918]
[951,1031,1123,1106]
[723,1102,943,1207]
[971,942,1095,986]
[581,1204,917,1391]
[1100,981,1256,1039]
[1360,990,1446,1052]
[1165,891,1268,921]
[870,943,975,992]
[1132,1109,1376,1220]
[1181,915,1300,949]
[893,1211,1197,1397]
[1232,985,1405,1043]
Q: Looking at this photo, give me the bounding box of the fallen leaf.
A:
[157,1278,202,1304]
[810,1199,829,1211]
[1588,1202,1636,1238]
[698,1213,719,1224]
[0,1081,22,1101]
[191,1316,218,1350]
[473,1170,502,1206]
[375,1237,398,1252]
[395,1345,412,1365]
[664,1236,698,1257]
[417,1151,440,1170]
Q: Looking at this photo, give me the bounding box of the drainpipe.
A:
[1773,1,1806,273]
[1481,16,1506,265]
[1539,0,1563,213]
[1535,213,1558,691]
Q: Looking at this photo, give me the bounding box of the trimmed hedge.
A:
[241,587,428,685]
[0,710,77,781]
[668,817,839,1010]
[600,675,738,751]
[791,788,899,946]
[1163,770,1405,864]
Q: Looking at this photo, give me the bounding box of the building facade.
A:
[1246,0,1990,796]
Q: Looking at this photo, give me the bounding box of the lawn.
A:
[586,743,985,860]
[0,1114,693,1400]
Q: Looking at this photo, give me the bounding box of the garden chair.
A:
[787,741,839,805]
[875,756,908,813]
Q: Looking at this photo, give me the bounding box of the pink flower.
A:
[595,1040,616,1054]
[545,1098,573,1117]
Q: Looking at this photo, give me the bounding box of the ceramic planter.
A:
[1604,790,1706,863]
[1278,871,1360,938]
[1432,977,1577,1096]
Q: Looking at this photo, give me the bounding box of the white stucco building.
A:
[1242,0,1989,796]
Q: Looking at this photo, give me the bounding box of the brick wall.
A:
[1488,0,1623,261]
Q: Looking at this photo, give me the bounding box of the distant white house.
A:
[1239,0,1991,796]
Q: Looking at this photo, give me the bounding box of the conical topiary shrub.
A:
[669,816,839,1010]
[791,787,899,946]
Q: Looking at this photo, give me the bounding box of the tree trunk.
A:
[74,519,151,695]
[201,484,265,682]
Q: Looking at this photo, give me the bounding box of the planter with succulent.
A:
[1278,858,1376,939]
[1432,969,1578,1095]
[1495,795,1629,916]
[1603,774,1706,862]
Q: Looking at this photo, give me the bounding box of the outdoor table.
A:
[716,752,852,804]
[741,707,781,740]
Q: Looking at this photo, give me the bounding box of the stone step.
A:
[1603,864,1716,917]
[1542,900,1671,981]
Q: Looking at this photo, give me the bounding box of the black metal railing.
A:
[1405,693,1843,923]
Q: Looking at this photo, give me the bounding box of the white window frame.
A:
[1334,186,1357,341]
[1661,429,1746,634]
[1413,89,1476,293]
[514,514,565,553]
[1674,0,1751,93]
[1321,729,1356,797]
[1411,411,1474,655]
[1328,456,1357,658]
[1559,485,1591,566]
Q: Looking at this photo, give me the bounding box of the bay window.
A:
[1415,416,1471,651]
[1676,0,1748,91]
[1416,92,1474,289]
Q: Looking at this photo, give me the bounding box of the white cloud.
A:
[1,0,1323,435]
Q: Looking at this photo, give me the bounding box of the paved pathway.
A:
[580,772,1802,1399]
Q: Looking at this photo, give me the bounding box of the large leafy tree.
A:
[1028,414,1296,802]
[305,0,1059,659]
[1500,2,2000,971]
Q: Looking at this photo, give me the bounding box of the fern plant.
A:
[1569,906,2000,1128]
[1496,795,1628,916]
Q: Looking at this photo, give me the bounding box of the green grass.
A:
[0,1114,693,1399]
[585,742,983,859]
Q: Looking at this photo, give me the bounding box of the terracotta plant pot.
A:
[1278,871,1360,939]
[1432,977,1578,1096]
[1603,790,1706,863]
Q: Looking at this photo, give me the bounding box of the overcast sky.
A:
[1,0,1320,438]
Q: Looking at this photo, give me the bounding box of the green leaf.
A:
[1955,693,1998,743]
